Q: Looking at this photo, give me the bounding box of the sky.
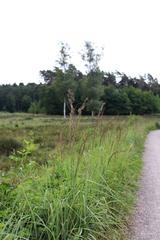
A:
[0,0,160,84]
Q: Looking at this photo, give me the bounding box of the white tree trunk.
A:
[63,98,66,119]
[91,111,94,117]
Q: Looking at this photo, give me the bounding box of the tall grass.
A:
[0,116,151,239]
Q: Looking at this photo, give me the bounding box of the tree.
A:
[5,92,16,112]
[81,41,104,115]
[56,42,71,118]
[42,80,63,115]
[125,87,159,114]
[52,65,77,116]
[40,70,56,84]
[146,73,160,94]
[118,73,130,87]
[28,101,43,114]
[103,72,117,86]
[21,95,32,112]
[40,44,82,116]
[102,86,131,115]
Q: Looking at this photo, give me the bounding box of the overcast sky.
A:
[0,0,160,84]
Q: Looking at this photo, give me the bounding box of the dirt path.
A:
[129,130,160,240]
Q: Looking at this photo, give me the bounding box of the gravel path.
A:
[129,130,160,240]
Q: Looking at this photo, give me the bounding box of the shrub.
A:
[155,122,160,129]
[0,138,22,155]
[28,101,45,114]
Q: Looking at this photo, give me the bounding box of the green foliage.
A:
[1,43,160,115]
[81,42,104,114]
[0,115,153,239]
[9,140,37,168]
[126,87,160,114]
[21,95,32,112]
[28,101,44,114]
[155,121,160,129]
[53,66,77,103]
[103,86,131,115]
[102,86,160,115]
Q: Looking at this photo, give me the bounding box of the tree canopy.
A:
[0,42,160,116]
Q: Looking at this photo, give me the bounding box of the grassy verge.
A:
[0,115,156,239]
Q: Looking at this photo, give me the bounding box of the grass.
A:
[0,113,159,239]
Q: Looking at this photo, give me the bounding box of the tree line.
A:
[1,42,160,115]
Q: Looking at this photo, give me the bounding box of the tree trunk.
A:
[63,98,66,119]
[91,111,94,117]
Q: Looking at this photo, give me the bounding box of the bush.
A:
[0,138,22,155]
[155,122,160,129]
[28,101,45,114]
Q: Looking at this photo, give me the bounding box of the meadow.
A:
[0,113,158,239]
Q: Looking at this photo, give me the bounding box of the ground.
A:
[129,130,160,240]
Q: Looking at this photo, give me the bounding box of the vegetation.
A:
[0,42,160,116]
[0,42,159,239]
[0,113,158,239]
[0,137,22,155]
